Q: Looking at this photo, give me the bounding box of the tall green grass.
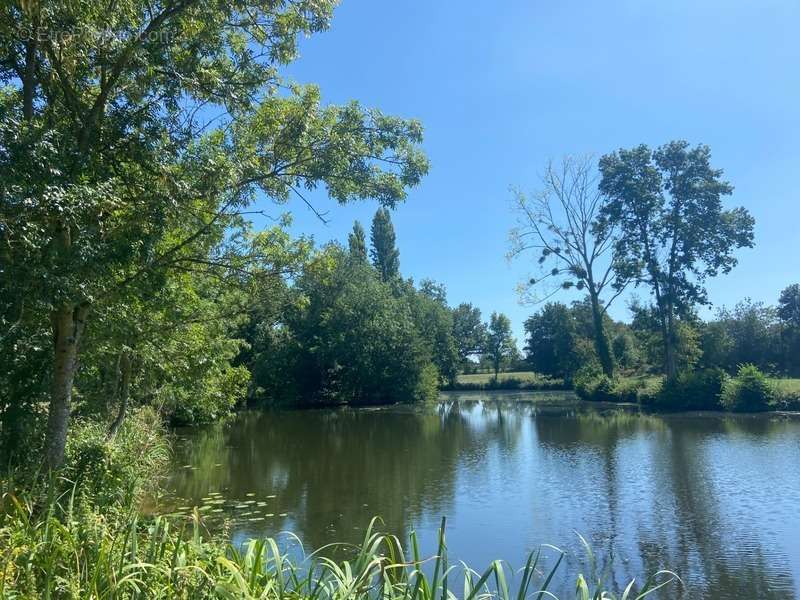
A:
[0,489,679,599]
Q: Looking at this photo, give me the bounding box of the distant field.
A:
[455,373,800,401]
[456,371,548,385]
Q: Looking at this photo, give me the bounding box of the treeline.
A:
[241,209,520,404]
[523,288,800,381]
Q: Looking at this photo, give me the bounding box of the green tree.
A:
[485,312,516,380]
[714,300,779,372]
[348,221,368,261]
[523,303,582,380]
[411,280,459,385]
[598,141,754,378]
[370,208,401,282]
[611,330,640,371]
[1,1,428,468]
[778,284,800,327]
[452,303,487,366]
[249,245,437,405]
[777,284,800,375]
[629,300,702,373]
[510,156,627,377]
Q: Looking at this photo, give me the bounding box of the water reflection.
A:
[165,391,800,599]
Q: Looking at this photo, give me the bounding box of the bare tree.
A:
[509,155,628,377]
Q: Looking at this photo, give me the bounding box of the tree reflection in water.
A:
[165,392,800,599]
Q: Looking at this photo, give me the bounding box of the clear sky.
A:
[261,0,800,343]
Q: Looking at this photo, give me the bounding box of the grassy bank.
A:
[771,378,800,406]
[575,370,800,411]
[445,371,567,392]
[0,410,679,599]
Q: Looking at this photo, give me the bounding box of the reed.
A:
[0,487,679,599]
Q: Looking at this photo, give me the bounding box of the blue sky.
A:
[262,0,800,342]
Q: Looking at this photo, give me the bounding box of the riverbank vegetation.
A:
[0,410,679,599]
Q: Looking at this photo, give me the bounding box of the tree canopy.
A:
[370,208,401,282]
[0,0,428,467]
[598,141,754,378]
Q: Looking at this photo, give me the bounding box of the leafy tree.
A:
[348,221,368,261]
[510,156,627,377]
[408,280,459,385]
[1,1,428,467]
[611,330,641,371]
[249,245,437,405]
[777,284,800,375]
[713,300,779,372]
[452,303,487,365]
[629,300,702,373]
[523,303,582,379]
[598,141,754,378]
[484,312,516,380]
[698,320,734,371]
[418,279,448,305]
[778,284,800,327]
[370,208,401,282]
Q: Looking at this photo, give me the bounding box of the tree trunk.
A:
[108,350,132,440]
[22,37,37,121]
[588,291,614,377]
[663,310,678,380]
[44,303,89,469]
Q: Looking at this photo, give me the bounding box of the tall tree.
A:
[370,208,401,282]
[598,141,754,378]
[348,221,368,261]
[523,303,581,380]
[412,280,459,385]
[452,303,487,365]
[509,156,626,377]
[778,284,800,327]
[485,312,516,380]
[1,1,428,468]
[778,284,800,375]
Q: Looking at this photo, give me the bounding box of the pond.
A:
[162,391,800,599]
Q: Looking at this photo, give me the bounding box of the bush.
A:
[63,406,169,508]
[414,364,441,402]
[573,371,643,403]
[647,369,726,411]
[721,364,774,412]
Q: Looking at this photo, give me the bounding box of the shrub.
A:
[574,372,643,403]
[647,369,726,411]
[414,364,441,401]
[575,374,613,402]
[721,364,774,412]
[63,406,169,508]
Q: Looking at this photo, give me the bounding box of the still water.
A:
[164,391,800,599]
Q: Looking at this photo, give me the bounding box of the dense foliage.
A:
[246,243,442,405]
[720,364,774,412]
[598,142,754,378]
[0,0,429,466]
[244,210,475,405]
